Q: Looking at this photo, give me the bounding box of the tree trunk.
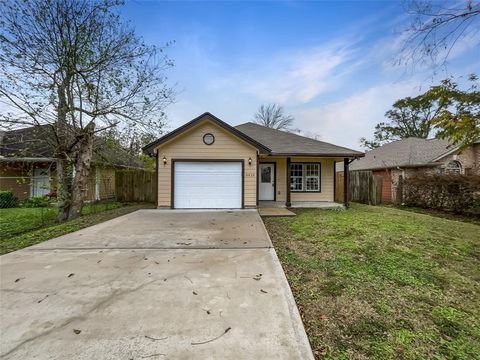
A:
[56,154,72,222]
[56,78,73,223]
[68,123,95,220]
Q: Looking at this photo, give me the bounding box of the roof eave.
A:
[143,112,271,155]
[0,156,55,162]
[350,162,440,171]
[0,156,143,169]
[268,152,365,158]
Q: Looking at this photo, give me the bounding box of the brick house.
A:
[0,125,144,200]
[349,137,480,203]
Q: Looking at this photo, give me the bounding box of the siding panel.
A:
[155,119,257,208]
[259,157,338,202]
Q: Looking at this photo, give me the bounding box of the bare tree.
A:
[0,0,174,221]
[399,0,480,67]
[253,104,295,130]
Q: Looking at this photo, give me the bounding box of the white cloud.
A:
[160,6,479,146]
[294,81,424,149]
[245,44,353,104]
[211,39,360,106]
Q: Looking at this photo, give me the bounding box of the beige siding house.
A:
[144,112,363,209]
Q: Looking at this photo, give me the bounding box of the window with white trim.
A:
[289,163,321,192]
[446,160,462,175]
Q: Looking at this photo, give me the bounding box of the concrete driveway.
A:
[0,209,313,360]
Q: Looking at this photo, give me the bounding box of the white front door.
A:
[259,163,275,201]
[174,161,242,209]
[32,168,51,196]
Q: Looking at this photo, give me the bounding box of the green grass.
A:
[0,203,152,255]
[0,201,124,239]
[263,203,480,360]
[382,204,480,225]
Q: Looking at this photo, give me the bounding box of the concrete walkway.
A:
[258,207,296,217]
[0,209,313,360]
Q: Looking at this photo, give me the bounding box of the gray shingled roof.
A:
[0,125,144,168]
[349,137,453,171]
[235,122,363,157]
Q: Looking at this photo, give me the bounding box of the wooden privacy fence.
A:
[335,170,383,205]
[115,170,156,203]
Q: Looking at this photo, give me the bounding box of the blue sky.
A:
[122,1,479,149]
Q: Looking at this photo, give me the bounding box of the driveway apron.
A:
[0,209,314,360]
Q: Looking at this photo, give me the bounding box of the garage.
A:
[173,161,243,209]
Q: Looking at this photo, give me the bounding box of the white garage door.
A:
[174,161,242,209]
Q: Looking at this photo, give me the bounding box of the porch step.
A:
[258,208,296,217]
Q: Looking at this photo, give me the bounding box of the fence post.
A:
[343,158,349,208]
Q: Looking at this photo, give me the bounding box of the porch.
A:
[258,201,344,209]
[258,156,354,208]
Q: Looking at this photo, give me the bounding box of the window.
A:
[446,160,462,175]
[261,166,271,183]
[289,163,320,192]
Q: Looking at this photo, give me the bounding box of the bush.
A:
[0,191,19,208]
[22,196,51,208]
[401,174,480,215]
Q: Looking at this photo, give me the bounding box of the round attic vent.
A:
[203,133,215,145]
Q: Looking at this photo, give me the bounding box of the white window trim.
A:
[290,163,321,192]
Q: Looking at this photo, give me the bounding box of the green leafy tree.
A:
[104,126,160,171]
[360,94,440,149]
[0,0,174,221]
[428,74,480,147]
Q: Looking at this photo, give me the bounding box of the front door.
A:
[32,168,51,196]
[259,163,275,201]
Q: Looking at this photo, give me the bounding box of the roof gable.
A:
[143,113,271,154]
[235,122,363,157]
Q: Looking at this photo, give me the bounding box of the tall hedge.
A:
[401,174,480,214]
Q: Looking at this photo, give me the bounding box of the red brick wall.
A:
[373,169,393,203]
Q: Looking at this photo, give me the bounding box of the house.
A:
[349,137,480,203]
[0,125,144,200]
[143,112,364,209]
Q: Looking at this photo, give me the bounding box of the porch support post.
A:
[286,157,291,207]
[343,157,349,208]
[256,153,259,207]
[155,151,159,207]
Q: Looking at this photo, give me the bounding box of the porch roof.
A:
[235,122,364,158]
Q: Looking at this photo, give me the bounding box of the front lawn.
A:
[0,201,124,239]
[263,204,480,360]
[0,203,153,255]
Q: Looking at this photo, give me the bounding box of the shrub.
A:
[0,191,19,208]
[22,196,51,208]
[401,174,480,215]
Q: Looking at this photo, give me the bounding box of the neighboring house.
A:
[143,112,364,209]
[348,137,480,203]
[0,125,144,200]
